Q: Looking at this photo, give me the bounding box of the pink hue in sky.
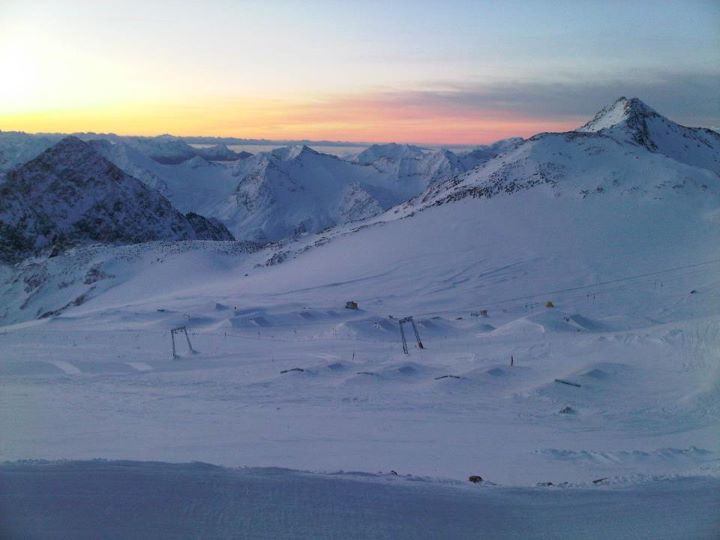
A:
[1,0,715,143]
[232,94,583,144]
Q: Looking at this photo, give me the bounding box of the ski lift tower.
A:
[398,316,424,355]
[171,326,197,359]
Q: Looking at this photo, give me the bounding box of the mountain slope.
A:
[222,97,718,324]
[117,135,203,165]
[414,98,719,210]
[0,133,248,180]
[1,135,525,244]
[195,143,250,161]
[8,98,716,326]
[0,137,233,262]
[222,146,392,241]
[220,142,522,242]
[351,142,516,191]
[578,96,720,175]
[0,132,62,179]
[352,143,458,190]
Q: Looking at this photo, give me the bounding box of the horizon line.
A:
[0,128,529,148]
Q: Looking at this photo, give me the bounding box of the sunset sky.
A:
[1,0,718,144]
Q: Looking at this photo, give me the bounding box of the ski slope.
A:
[2,182,719,488]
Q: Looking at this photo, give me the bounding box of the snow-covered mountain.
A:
[0,133,248,179]
[130,142,492,242]
[10,138,392,242]
[0,136,233,262]
[414,97,719,210]
[118,134,200,164]
[578,96,720,175]
[5,97,716,322]
[2,97,716,253]
[0,131,63,179]
[352,143,459,189]
[222,145,393,241]
[454,137,524,168]
[350,141,518,191]
[216,142,521,242]
[195,143,251,161]
[0,133,527,244]
[88,138,174,193]
[115,135,250,164]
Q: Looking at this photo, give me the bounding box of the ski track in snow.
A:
[46,360,82,375]
[126,362,153,372]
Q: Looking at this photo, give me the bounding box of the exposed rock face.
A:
[0,137,234,262]
[184,212,235,241]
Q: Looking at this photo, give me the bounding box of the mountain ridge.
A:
[577,97,720,174]
[0,136,233,262]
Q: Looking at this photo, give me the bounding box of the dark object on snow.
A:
[468,476,483,484]
[390,470,398,476]
[545,301,555,308]
[555,379,582,388]
[593,478,609,485]
[399,316,424,354]
[510,355,514,367]
[434,375,462,380]
[356,371,377,376]
[690,290,698,294]
[559,406,576,414]
[280,368,305,374]
[345,300,359,310]
[537,481,554,487]
[171,326,196,359]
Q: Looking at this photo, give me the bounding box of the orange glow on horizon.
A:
[0,96,582,144]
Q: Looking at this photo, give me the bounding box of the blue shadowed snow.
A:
[0,460,719,540]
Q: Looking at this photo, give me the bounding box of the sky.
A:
[0,0,718,144]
